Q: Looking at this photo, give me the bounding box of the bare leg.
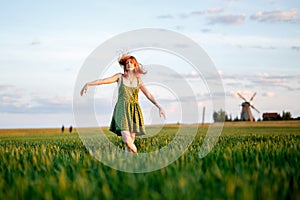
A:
[130,132,135,143]
[121,131,137,153]
[130,132,136,152]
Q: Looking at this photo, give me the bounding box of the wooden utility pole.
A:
[202,106,206,126]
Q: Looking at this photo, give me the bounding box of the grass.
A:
[0,121,299,199]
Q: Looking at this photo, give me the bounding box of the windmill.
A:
[237,92,260,121]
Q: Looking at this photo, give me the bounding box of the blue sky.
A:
[0,1,300,128]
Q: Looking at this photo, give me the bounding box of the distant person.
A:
[69,126,73,133]
[61,125,65,133]
[80,54,166,153]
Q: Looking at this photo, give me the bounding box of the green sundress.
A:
[109,76,146,136]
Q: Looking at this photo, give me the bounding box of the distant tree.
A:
[233,116,240,121]
[213,109,227,122]
[227,114,233,122]
[282,111,292,120]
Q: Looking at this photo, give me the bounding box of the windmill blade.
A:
[250,92,257,101]
[237,93,247,101]
[251,105,260,113]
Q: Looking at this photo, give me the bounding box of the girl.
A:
[80,54,166,153]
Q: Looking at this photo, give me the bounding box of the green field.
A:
[0,121,299,200]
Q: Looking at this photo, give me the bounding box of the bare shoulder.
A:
[139,77,148,92]
[114,73,122,78]
[113,73,122,81]
[137,76,144,85]
[99,73,122,85]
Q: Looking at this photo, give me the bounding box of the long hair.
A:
[118,54,146,77]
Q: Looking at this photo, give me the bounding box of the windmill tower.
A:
[237,92,260,121]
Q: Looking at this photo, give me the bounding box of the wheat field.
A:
[0,121,299,199]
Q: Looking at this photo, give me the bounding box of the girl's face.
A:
[125,59,135,71]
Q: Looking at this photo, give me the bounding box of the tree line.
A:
[213,109,297,122]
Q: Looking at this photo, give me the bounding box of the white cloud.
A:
[255,73,289,86]
[191,31,300,49]
[190,11,206,16]
[291,46,300,51]
[0,84,15,91]
[250,8,300,23]
[30,37,41,46]
[218,70,224,76]
[156,15,174,19]
[0,89,73,114]
[207,13,246,25]
[189,8,224,16]
[263,91,275,97]
[222,71,300,92]
[257,72,269,78]
[207,8,224,15]
[200,28,212,33]
[158,8,245,25]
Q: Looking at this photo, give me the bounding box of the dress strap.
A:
[137,77,142,87]
[117,75,123,88]
[120,75,124,84]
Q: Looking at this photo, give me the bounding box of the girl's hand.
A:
[80,84,88,96]
[159,107,166,120]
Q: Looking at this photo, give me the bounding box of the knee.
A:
[125,141,132,147]
[121,131,131,143]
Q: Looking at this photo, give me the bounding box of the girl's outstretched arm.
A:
[80,73,122,96]
[140,82,166,120]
